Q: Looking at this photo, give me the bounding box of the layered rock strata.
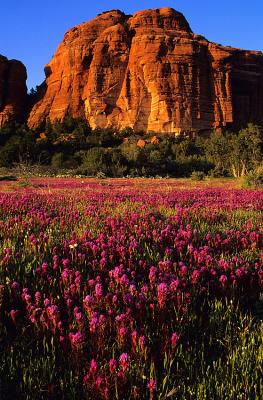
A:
[27,8,263,133]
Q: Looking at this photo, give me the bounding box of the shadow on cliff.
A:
[26,66,51,130]
[198,50,234,135]
[230,51,263,129]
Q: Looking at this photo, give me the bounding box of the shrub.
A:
[51,153,64,169]
[0,175,17,181]
[241,168,263,188]
[79,147,108,176]
[107,149,127,177]
[96,171,107,179]
[190,170,206,181]
[208,167,229,178]
[18,179,31,188]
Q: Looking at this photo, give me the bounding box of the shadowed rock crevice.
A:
[230,52,263,128]
[44,65,52,78]
[82,53,93,70]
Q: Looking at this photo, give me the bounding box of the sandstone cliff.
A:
[0,55,27,127]
[27,8,263,133]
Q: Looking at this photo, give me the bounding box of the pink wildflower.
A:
[147,379,156,392]
[119,353,129,372]
[219,275,228,286]
[171,332,179,348]
[109,358,117,374]
[89,359,98,375]
[157,283,168,308]
[69,331,85,350]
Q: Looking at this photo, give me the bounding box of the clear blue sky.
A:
[1,1,263,91]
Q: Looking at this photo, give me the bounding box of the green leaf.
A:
[166,387,178,397]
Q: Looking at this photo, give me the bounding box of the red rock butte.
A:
[4,8,263,133]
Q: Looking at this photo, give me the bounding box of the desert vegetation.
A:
[0,118,262,184]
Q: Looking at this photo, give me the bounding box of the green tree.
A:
[204,132,231,175]
[51,153,64,169]
[228,124,262,177]
[80,147,108,176]
[121,142,142,164]
[107,149,127,177]
[0,127,36,167]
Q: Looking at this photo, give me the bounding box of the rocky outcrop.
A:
[0,55,27,127]
[27,8,263,133]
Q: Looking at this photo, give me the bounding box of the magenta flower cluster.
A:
[0,178,262,398]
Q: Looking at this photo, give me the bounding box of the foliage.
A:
[190,170,206,181]
[79,147,108,176]
[0,118,262,177]
[204,125,262,177]
[0,123,36,166]
[0,175,17,181]
[241,165,263,188]
[51,152,64,169]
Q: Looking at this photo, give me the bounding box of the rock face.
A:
[28,8,263,133]
[0,55,27,127]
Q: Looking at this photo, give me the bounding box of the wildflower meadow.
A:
[0,178,262,399]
